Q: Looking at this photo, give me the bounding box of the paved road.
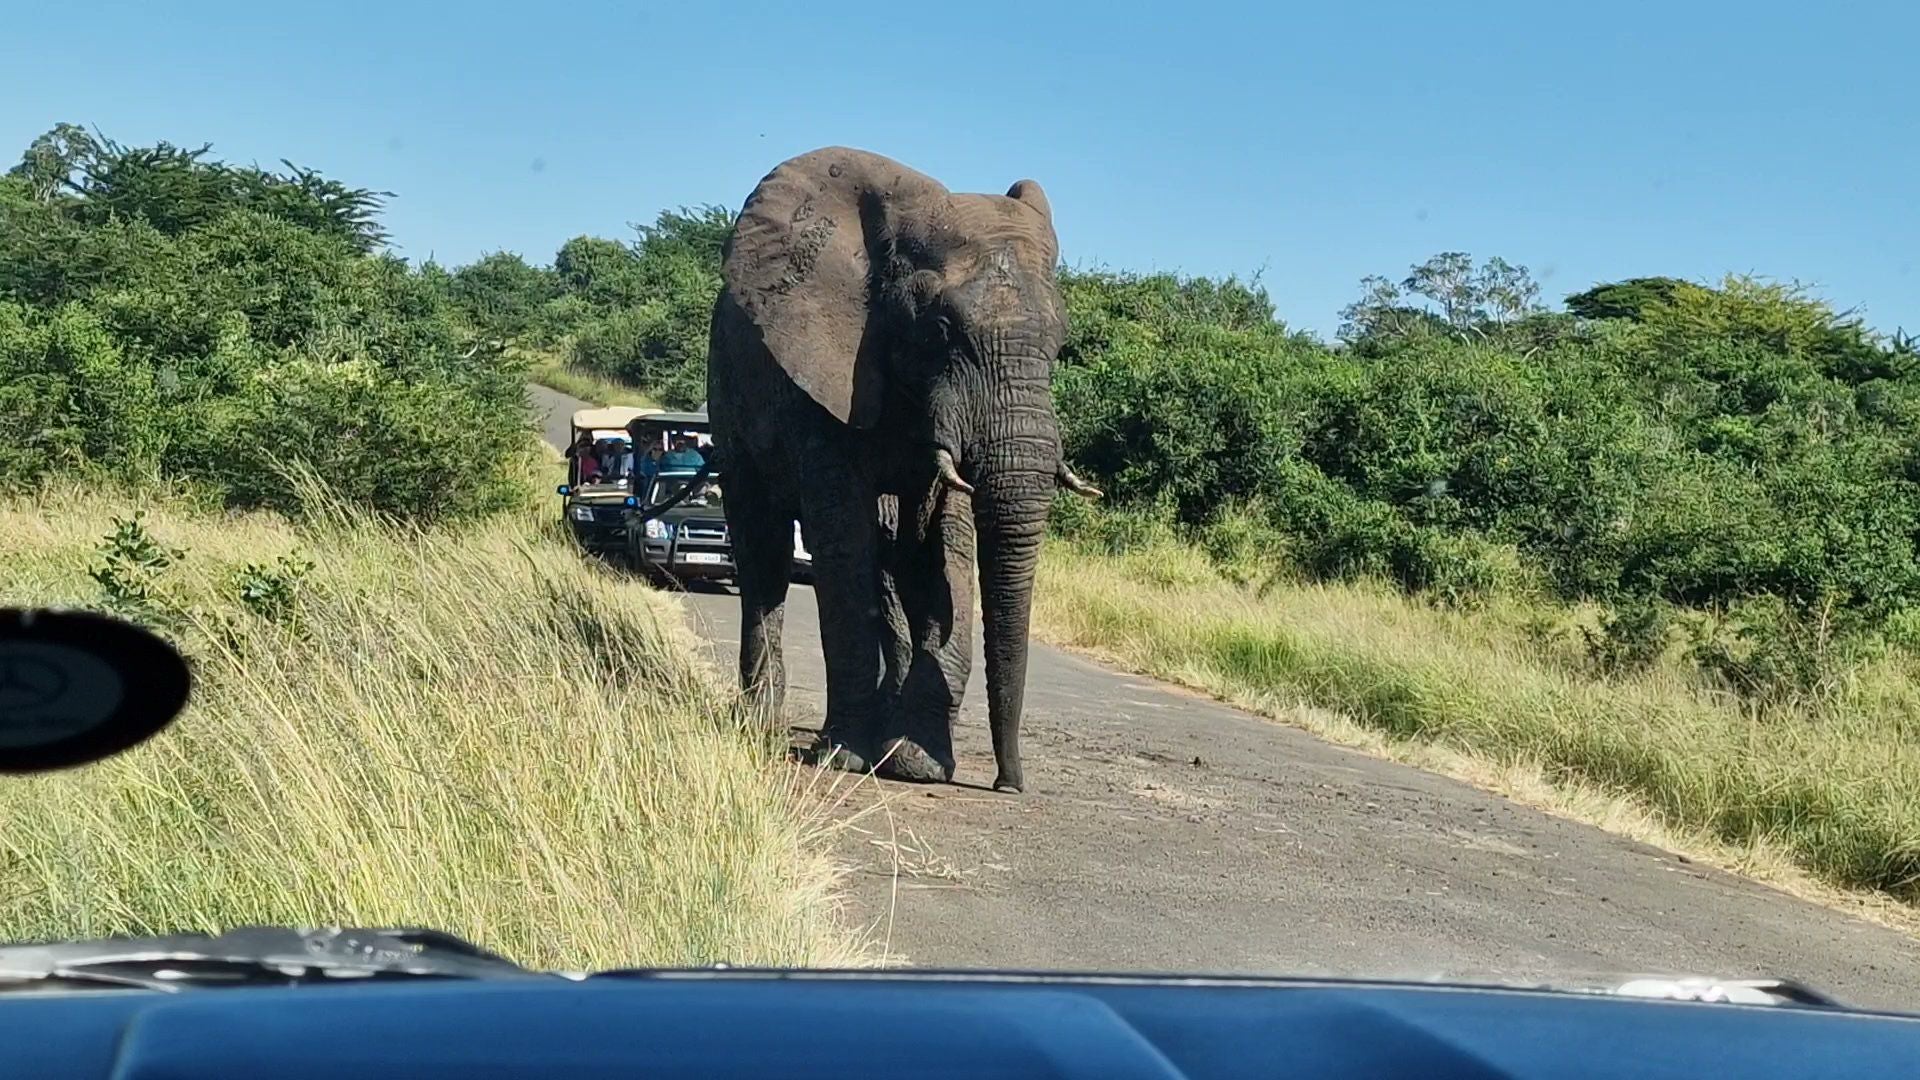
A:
[532,383,595,451]
[530,384,1920,1010]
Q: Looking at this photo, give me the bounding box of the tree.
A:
[1565,277,1688,322]
[8,123,98,202]
[632,204,733,267]
[1473,256,1543,326]
[8,124,391,252]
[231,161,391,252]
[553,235,642,309]
[1336,275,1451,342]
[0,126,528,519]
[449,251,559,339]
[1338,252,1544,345]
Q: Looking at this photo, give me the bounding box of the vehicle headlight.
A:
[570,506,593,522]
[645,518,670,539]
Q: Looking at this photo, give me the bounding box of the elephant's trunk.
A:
[976,469,1048,794]
[968,350,1059,794]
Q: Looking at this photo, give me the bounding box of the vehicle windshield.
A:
[7,2,1919,1020]
[649,473,719,509]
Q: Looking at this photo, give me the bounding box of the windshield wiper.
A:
[0,926,552,993]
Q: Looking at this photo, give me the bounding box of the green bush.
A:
[448,252,559,341]
[1049,260,1920,696]
[462,208,736,409]
[1,127,532,521]
[1580,596,1675,675]
[1682,594,1855,706]
[572,301,709,407]
[89,511,190,628]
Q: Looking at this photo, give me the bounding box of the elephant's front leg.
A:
[874,485,975,784]
[876,495,913,710]
[802,485,887,772]
[721,463,791,732]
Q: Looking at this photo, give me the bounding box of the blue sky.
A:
[5,1,1914,338]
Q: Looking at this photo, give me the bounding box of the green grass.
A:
[0,480,865,969]
[1032,536,1920,913]
[529,356,661,410]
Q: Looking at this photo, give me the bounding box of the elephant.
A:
[705,146,1102,793]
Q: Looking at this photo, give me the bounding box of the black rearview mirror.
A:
[0,609,190,774]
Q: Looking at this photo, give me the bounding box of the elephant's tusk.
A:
[1057,461,1103,499]
[935,449,974,495]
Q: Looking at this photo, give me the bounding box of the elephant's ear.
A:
[1006,179,1051,219]
[1005,179,1059,265]
[722,147,947,429]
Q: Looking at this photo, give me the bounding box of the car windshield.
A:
[7,2,1920,1023]
[649,474,718,509]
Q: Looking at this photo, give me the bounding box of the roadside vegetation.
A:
[527,354,661,410]
[0,480,861,968]
[1,125,533,521]
[440,208,731,411]
[1033,267,1920,906]
[1031,538,1920,907]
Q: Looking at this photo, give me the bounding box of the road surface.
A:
[530,384,1920,1009]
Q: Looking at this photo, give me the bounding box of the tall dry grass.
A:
[1033,537,1920,912]
[0,481,864,970]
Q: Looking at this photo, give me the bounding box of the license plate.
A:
[678,552,726,565]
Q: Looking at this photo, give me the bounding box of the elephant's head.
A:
[722,147,1099,791]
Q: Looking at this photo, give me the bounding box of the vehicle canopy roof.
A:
[628,412,713,449]
[628,411,710,433]
[570,406,658,440]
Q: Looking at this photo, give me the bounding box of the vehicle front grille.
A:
[680,518,728,543]
[591,507,627,524]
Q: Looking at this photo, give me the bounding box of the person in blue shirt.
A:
[660,434,705,471]
[635,444,664,485]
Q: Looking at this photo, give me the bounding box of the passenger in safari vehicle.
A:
[636,443,664,485]
[661,434,704,471]
[593,437,633,484]
[566,433,604,484]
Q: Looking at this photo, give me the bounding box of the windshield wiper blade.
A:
[0,926,550,992]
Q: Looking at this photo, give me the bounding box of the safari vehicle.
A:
[555,405,659,556]
[628,467,734,584]
[622,411,725,584]
[8,606,1920,1078]
[621,409,814,585]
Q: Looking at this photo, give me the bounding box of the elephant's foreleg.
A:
[723,467,791,733]
[803,487,885,772]
[875,486,974,784]
[876,496,913,710]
